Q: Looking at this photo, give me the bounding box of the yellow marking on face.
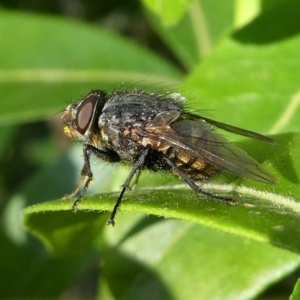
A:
[64,126,73,138]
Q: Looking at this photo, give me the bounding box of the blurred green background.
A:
[1,0,300,299]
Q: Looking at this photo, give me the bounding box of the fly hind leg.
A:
[163,156,235,204]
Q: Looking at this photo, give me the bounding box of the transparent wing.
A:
[185,112,277,144]
[145,116,276,183]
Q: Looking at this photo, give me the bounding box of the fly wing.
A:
[185,113,277,144]
[145,117,276,183]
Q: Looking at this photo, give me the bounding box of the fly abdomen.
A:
[172,150,218,180]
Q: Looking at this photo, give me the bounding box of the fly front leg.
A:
[64,144,120,212]
[63,160,92,200]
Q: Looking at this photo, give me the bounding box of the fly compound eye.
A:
[75,94,98,135]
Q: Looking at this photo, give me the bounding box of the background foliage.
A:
[1,0,300,299]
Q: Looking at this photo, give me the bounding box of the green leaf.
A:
[144,0,234,69]
[99,216,300,299]
[24,133,300,255]
[15,3,300,298]
[23,203,107,255]
[141,0,194,26]
[291,277,300,300]
[0,9,182,126]
[234,0,300,43]
[183,4,300,135]
[234,0,261,28]
[0,230,98,298]
[1,147,102,298]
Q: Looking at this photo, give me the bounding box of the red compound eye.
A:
[75,94,98,134]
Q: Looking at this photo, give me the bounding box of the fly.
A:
[61,89,277,226]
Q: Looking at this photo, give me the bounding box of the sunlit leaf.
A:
[0,10,182,126]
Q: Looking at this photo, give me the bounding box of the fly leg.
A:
[129,169,142,191]
[163,157,235,203]
[64,144,120,212]
[108,146,150,226]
